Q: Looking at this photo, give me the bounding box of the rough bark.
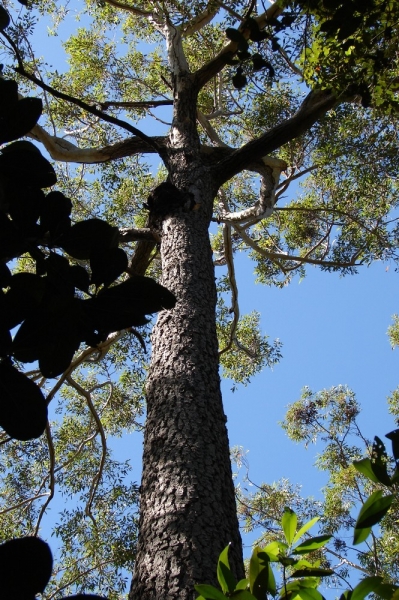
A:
[130,65,244,599]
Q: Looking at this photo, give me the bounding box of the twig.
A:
[66,375,108,527]
[34,422,56,536]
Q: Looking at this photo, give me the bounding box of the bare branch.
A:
[28,122,167,164]
[219,156,287,222]
[197,110,231,148]
[234,223,359,269]
[219,222,240,356]
[194,3,283,89]
[119,227,156,243]
[100,99,173,110]
[66,375,108,527]
[213,90,338,186]
[101,0,152,17]
[34,423,56,536]
[182,1,219,36]
[13,61,163,155]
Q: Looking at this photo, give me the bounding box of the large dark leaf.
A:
[0,140,56,187]
[39,190,72,238]
[7,185,45,234]
[0,360,47,440]
[0,5,10,30]
[0,79,18,109]
[0,211,27,260]
[12,297,85,377]
[0,98,43,144]
[0,261,11,287]
[59,218,119,259]
[85,275,176,336]
[2,272,46,329]
[90,246,128,287]
[44,252,75,297]
[0,537,52,597]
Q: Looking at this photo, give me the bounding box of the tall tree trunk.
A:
[129,163,244,598]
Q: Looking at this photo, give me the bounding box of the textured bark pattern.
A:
[130,186,244,599]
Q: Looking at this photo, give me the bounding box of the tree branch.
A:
[100,99,173,110]
[28,122,167,164]
[194,3,283,89]
[234,223,359,269]
[219,156,287,222]
[182,1,219,36]
[213,90,338,186]
[13,62,163,155]
[101,0,152,17]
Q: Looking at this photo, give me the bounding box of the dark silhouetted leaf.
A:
[0,79,18,109]
[385,429,399,464]
[0,537,52,597]
[369,436,392,486]
[353,490,393,544]
[225,27,246,43]
[70,264,90,293]
[59,218,119,259]
[0,325,11,355]
[0,5,10,30]
[0,360,47,440]
[90,247,128,287]
[0,261,11,287]
[7,186,45,234]
[0,98,43,144]
[12,297,85,377]
[40,190,72,238]
[0,140,56,187]
[290,568,334,578]
[3,272,46,329]
[232,69,247,89]
[44,252,75,297]
[85,275,175,336]
[0,211,27,260]
[252,53,271,71]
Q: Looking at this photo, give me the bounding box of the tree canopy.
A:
[0,0,398,597]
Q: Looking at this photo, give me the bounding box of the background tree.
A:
[0,0,398,598]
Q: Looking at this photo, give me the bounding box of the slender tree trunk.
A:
[129,168,244,598]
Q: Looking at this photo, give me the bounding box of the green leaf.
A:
[230,592,257,600]
[369,437,392,486]
[263,541,288,560]
[292,517,320,544]
[354,490,393,531]
[293,535,332,555]
[194,584,227,600]
[353,526,372,546]
[351,577,384,600]
[374,583,399,600]
[292,589,323,600]
[267,562,277,596]
[290,568,334,578]
[249,547,272,599]
[282,508,297,545]
[217,545,236,594]
[235,580,250,591]
[353,458,381,484]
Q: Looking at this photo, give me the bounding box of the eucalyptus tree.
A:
[0,0,399,599]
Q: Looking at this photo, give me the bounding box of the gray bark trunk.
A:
[129,162,244,598]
